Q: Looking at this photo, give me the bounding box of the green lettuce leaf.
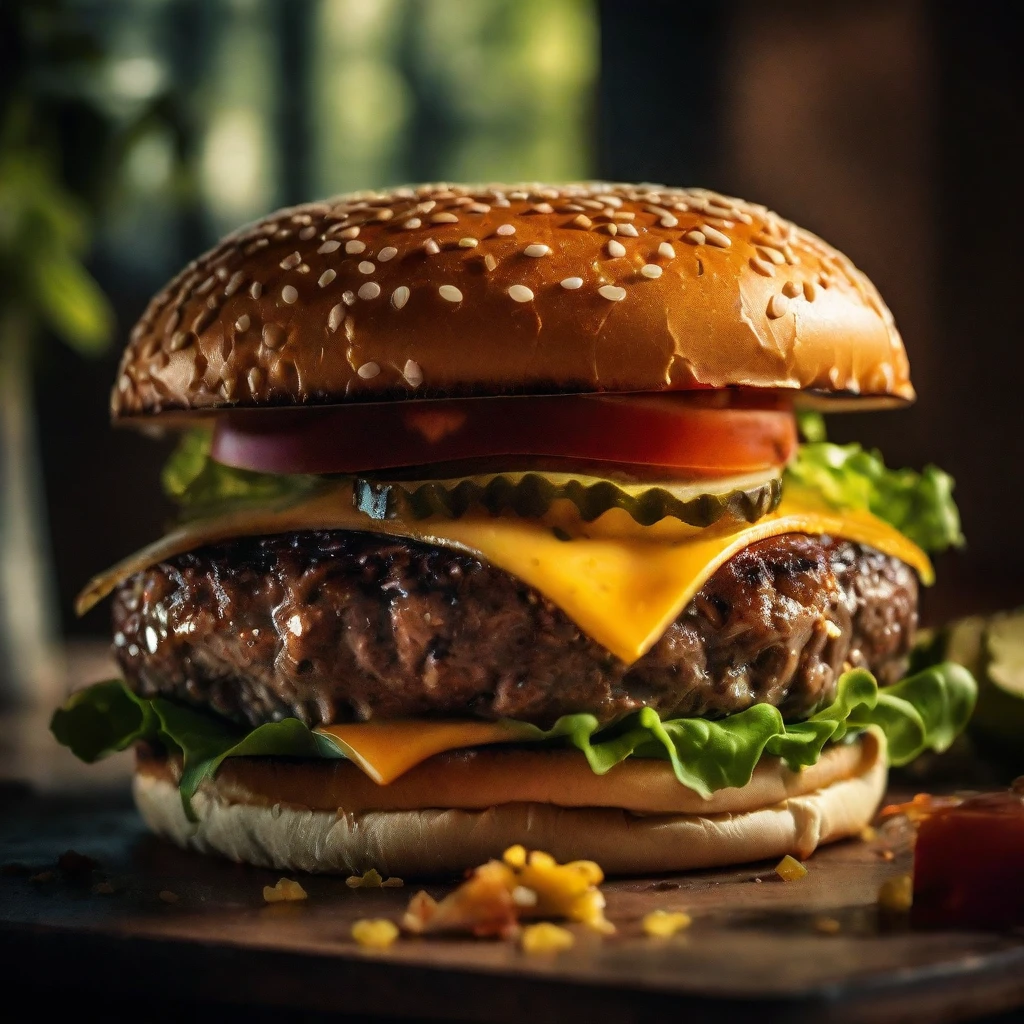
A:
[51,680,344,820]
[784,442,963,553]
[162,430,319,520]
[52,664,975,812]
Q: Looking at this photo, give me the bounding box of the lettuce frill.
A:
[51,663,976,819]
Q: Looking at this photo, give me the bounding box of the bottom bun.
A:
[133,729,886,877]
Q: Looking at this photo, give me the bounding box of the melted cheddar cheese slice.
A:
[78,484,931,666]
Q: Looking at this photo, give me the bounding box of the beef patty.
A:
[112,531,918,730]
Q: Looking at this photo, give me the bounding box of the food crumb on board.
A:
[877,874,913,912]
[352,918,400,950]
[346,868,403,888]
[642,909,692,937]
[775,855,808,881]
[814,916,841,935]
[521,922,575,955]
[263,878,308,903]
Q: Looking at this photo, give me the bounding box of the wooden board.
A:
[2,772,1024,1024]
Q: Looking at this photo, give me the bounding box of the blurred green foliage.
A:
[0,0,118,355]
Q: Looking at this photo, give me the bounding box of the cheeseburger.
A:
[53,183,975,876]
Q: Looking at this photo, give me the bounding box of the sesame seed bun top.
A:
[112,182,913,419]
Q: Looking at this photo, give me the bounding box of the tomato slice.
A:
[211,394,797,476]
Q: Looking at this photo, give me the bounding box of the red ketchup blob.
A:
[912,785,1024,930]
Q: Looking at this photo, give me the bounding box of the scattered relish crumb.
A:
[159,890,180,904]
[92,881,115,895]
[503,845,527,869]
[814,916,841,935]
[642,909,692,937]
[775,855,808,881]
[381,876,404,888]
[30,871,55,884]
[352,918,400,950]
[878,875,913,912]
[346,868,387,888]
[521,922,575,955]
[263,878,308,903]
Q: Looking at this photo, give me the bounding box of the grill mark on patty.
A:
[112,530,918,730]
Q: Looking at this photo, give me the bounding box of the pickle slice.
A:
[353,470,782,527]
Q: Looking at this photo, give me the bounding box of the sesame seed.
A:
[702,225,732,248]
[598,285,626,301]
[524,244,550,258]
[571,214,592,229]
[234,314,250,332]
[484,254,497,271]
[684,230,706,245]
[508,284,534,303]
[378,246,398,262]
[281,285,298,304]
[297,263,310,274]
[224,271,246,297]
[403,359,423,386]
[530,202,554,214]
[659,215,679,228]
[248,367,265,392]
[249,281,263,299]
[431,212,459,224]
[640,264,662,279]
[613,210,636,221]
[342,290,356,306]
[495,224,516,236]
[617,223,639,237]
[358,261,375,275]
[750,257,775,277]
[439,285,463,303]
[328,304,345,331]
[458,237,478,248]
[424,238,440,256]
[803,280,818,302]
[318,269,336,288]
[560,277,584,289]
[391,285,410,309]
[279,252,302,270]
[339,226,361,240]
[169,330,194,351]
[404,217,422,229]
[318,240,341,254]
[782,280,801,298]
[357,361,380,379]
[767,294,790,319]
[602,223,618,236]
[658,242,676,259]
[607,239,626,258]
[358,282,381,300]
[468,203,491,214]
[262,324,286,349]
[299,225,317,240]
[345,240,366,254]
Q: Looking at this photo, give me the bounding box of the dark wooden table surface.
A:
[2,643,1023,1023]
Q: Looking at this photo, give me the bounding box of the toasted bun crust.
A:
[113,183,912,418]
[132,731,886,876]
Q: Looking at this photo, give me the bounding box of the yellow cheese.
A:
[78,484,931,665]
[318,718,533,784]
